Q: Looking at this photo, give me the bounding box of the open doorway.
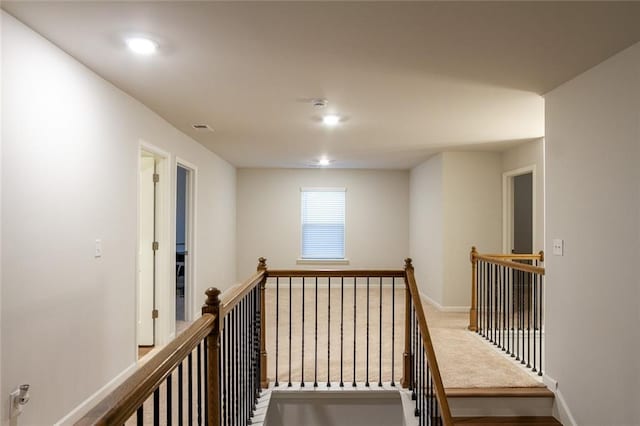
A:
[137,146,170,359]
[176,162,195,336]
[503,166,536,255]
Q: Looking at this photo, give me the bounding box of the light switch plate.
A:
[95,239,102,258]
[552,239,564,256]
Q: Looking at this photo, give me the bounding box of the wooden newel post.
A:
[401,258,413,388]
[257,257,269,388]
[468,247,478,332]
[202,287,221,426]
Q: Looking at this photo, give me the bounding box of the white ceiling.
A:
[4,1,640,169]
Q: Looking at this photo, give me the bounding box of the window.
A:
[300,188,346,260]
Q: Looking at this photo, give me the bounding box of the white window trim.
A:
[296,258,350,265]
[299,187,347,262]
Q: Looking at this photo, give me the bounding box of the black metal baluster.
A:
[275,277,279,387]
[477,260,480,336]
[327,277,331,387]
[218,326,222,426]
[532,273,537,373]
[487,264,495,342]
[257,286,261,399]
[240,300,245,426]
[503,265,507,351]
[378,277,383,387]
[340,276,344,387]
[521,270,525,364]
[418,330,422,424]
[391,277,396,387]
[250,288,255,410]
[527,271,531,368]
[505,265,510,355]
[428,362,432,425]
[167,373,173,426]
[353,278,357,387]
[137,406,143,426]
[197,343,202,425]
[412,312,417,411]
[479,261,483,335]
[204,333,208,425]
[539,275,543,376]
[484,261,488,338]
[516,270,520,362]
[178,362,183,426]
[232,309,237,426]
[413,314,417,410]
[224,318,229,426]
[497,264,502,349]
[301,277,305,387]
[366,276,370,387]
[487,261,492,342]
[248,291,253,415]
[314,276,318,387]
[188,352,193,425]
[494,264,498,345]
[154,388,160,426]
[288,277,292,387]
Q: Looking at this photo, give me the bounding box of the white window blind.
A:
[301,189,345,259]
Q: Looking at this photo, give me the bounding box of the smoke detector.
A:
[192,124,214,132]
[311,98,328,108]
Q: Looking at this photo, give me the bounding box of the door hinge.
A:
[152,241,159,251]
[153,173,159,183]
[152,309,159,319]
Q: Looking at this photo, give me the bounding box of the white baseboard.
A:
[543,373,577,426]
[54,362,137,425]
[419,291,470,313]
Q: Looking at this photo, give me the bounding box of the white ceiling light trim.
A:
[125,37,158,55]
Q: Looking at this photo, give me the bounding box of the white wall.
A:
[1,12,236,425]
[502,138,545,253]
[236,168,409,279]
[545,42,640,426]
[409,152,502,309]
[409,155,444,304]
[442,152,502,307]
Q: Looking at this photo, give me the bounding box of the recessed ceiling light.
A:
[318,157,331,166]
[126,37,158,55]
[322,115,341,126]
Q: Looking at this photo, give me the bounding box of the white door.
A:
[138,154,156,346]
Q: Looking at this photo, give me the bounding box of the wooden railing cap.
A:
[257,257,267,271]
[404,257,413,270]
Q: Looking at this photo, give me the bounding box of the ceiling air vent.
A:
[192,124,214,132]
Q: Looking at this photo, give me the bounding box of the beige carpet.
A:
[264,283,543,389]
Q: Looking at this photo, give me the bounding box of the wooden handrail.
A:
[221,269,266,316]
[404,259,453,426]
[473,254,545,275]
[266,269,406,278]
[75,313,216,425]
[480,253,544,261]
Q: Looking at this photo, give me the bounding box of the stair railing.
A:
[77,257,452,425]
[263,257,453,425]
[76,262,267,425]
[469,246,545,376]
[75,289,222,425]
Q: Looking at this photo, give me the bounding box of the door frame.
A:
[502,165,536,254]
[136,140,172,352]
[175,157,198,324]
